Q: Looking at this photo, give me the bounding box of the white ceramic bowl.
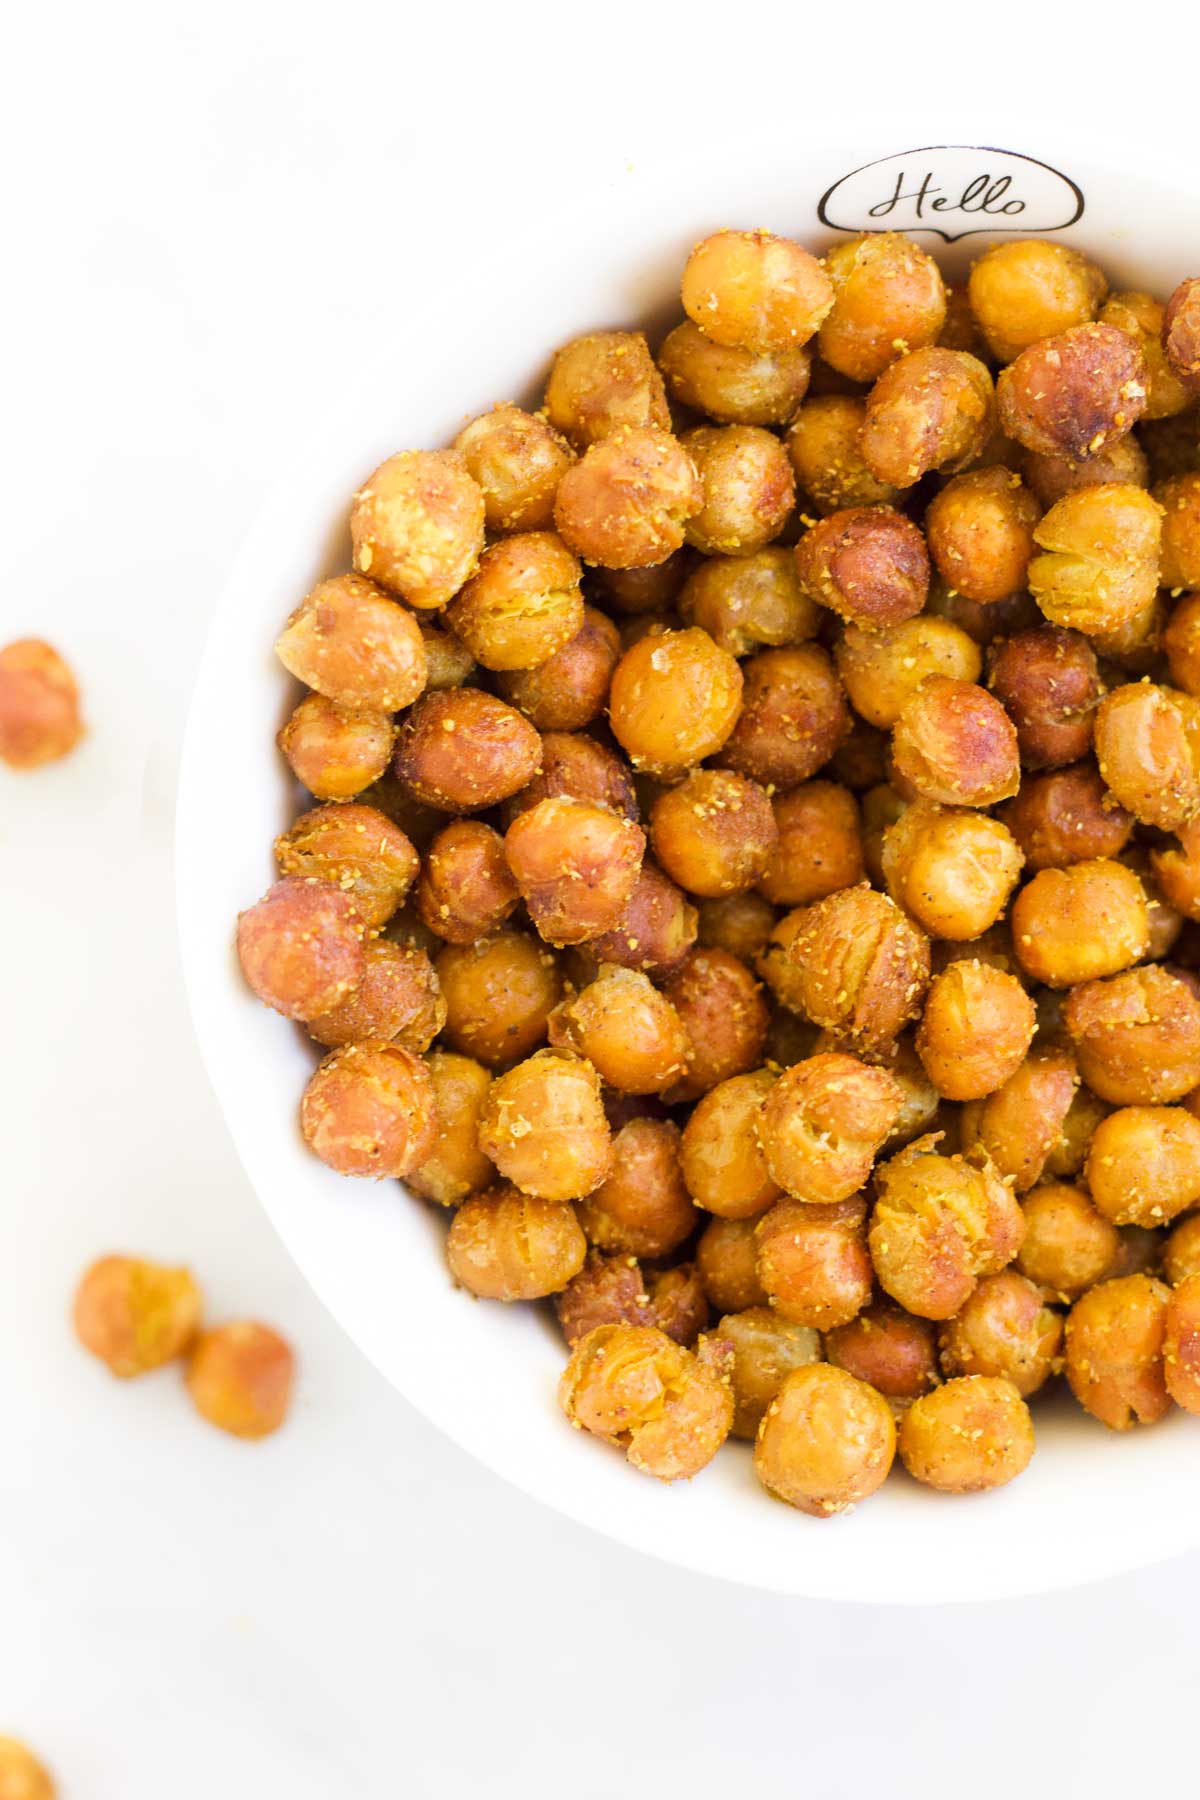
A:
[178,136,1200,1602]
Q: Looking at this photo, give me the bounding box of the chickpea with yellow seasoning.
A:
[447,1184,587,1301]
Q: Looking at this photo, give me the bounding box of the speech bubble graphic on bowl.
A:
[819,146,1084,243]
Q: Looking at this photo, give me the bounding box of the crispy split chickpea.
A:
[435,928,561,1068]
[446,1183,587,1301]
[1093,682,1200,831]
[1163,278,1200,394]
[395,688,542,814]
[1023,434,1150,507]
[1154,818,1200,922]
[445,531,583,672]
[649,768,778,898]
[544,331,670,449]
[1163,592,1200,696]
[785,394,903,515]
[186,1322,295,1440]
[825,1300,939,1405]
[406,1051,493,1206]
[307,938,444,1052]
[718,1307,821,1438]
[502,730,638,826]
[1100,291,1193,420]
[497,606,620,731]
[478,1048,611,1201]
[558,1323,733,1481]
[452,403,575,532]
[754,1363,896,1517]
[553,425,702,569]
[643,1263,709,1346]
[1164,1212,1200,1284]
[0,1738,54,1800]
[278,693,396,801]
[916,961,1037,1101]
[861,348,995,487]
[555,1250,654,1346]
[73,1255,202,1377]
[678,546,821,656]
[679,424,796,555]
[586,859,699,976]
[1001,762,1134,870]
[758,781,864,909]
[1065,1273,1171,1428]
[959,1044,1079,1193]
[1085,1105,1200,1228]
[986,627,1102,771]
[1157,472,1200,591]
[925,468,1040,604]
[415,820,520,945]
[1011,859,1149,988]
[835,615,981,731]
[755,1196,874,1330]
[504,796,644,946]
[891,676,1020,807]
[300,1041,437,1179]
[1027,484,1163,641]
[548,964,687,1094]
[882,801,1023,941]
[717,643,850,789]
[898,1375,1034,1492]
[1164,1271,1200,1411]
[968,240,1108,361]
[697,1215,768,1312]
[608,626,743,777]
[350,449,484,608]
[680,1068,781,1219]
[0,638,83,769]
[783,885,930,1053]
[681,229,833,354]
[1016,1182,1119,1302]
[996,323,1147,463]
[794,505,930,631]
[236,877,365,1020]
[817,232,947,382]
[938,1270,1062,1397]
[275,573,427,712]
[697,890,778,964]
[1062,964,1200,1104]
[660,946,770,1103]
[758,1052,903,1205]
[577,1118,697,1258]
[274,802,419,930]
[657,319,812,425]
[870,1134,1024,1320]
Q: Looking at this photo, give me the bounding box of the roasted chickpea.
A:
[445,531,583,672]
[754,1363,895,1516]
[891,675,1019,807]
[660,945,770,1102]
[395,688,542,814]
[870,1135,1024,1320]
[679,1068,780,1220]
[592,550,692,614]
[1011,859,1149,988]
[717,643,850,789]
[300,1041,436,1179]
[558,1323,733,1481]
[452,403,575,533]
[785,394,903,515]
[307,938,444,1052]
[658,319,812,425]
[0,1738,54,1800]
[497,606,620,731]
[419,620,475,691]
[73,1254,202,1377]
[274,801,418,930]
[939,1270,1061,1397]
[1127,848,1186,957]
[349,449,484,607]
[1093,682,1200,831]
[186,1322,294,1440]
[1004,762,1130,871]
[1164,1271,1200,1411]
[1044,1080,1111,1181]
[1163,278,1200,395]
[756,1196,873,1330]
[794,505,929,631]
[415,820,519,945]
[577,1118,697,1258]
[1065,1273,1171,1428]
[817,232,946,382]
[697,890,778,964]
[924,467,1039,605]
[1163,592,1200,696]
[989,630,1102,777]
[825,1301,939,1405]
[916,961,1036,1101]
[1085,1105,1200,1228]
[642,1263,708,1345]
[898,1375,1034,1491]
[277,692,396,802]
[555,1250,655,1346]
[861,348,995,487]
[757,781,863,909]
[504,796,644,946]
[406,1050,493,1206]
[677,546,821,656]
[681,229,833,354]
[968,240,1107,363]
[548,964,687,1094]
[996,322,1147,464]
[446,1183,586,1301]
[355,772,442,852]
[1164,1213,1200,1285]
[882,801,1023,941]
[544,331,669,449]
[859,783,906,884]
[478,1048,611,1201]
[678,424,795,556]
[759,1052,902,1204]
[1016,1182,1119,1302]
[1157,472,1200,591]
[609,626,743,777]
[436,928,561,1068]
[586,859,699,976]
[1098,291,1191,420]
[696,1215,768,1312]
[554,426,702,569]
[1062,964,1200,1104]
[1023,434,1150,507]
[236,877,365,1020]
[717,1307,821,1437]
[275,573,427,712]
[649,768,777,898]
[0,637,83,769]
[1028,484,1163,642]
[835,616,981,733]
[959,1045,1079,1193]
[502,731,637,827]
[783,885,930,1053]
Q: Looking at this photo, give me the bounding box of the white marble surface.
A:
[3,8,1198,1792]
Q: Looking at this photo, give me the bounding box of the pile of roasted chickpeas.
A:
[236,229,1200,1518]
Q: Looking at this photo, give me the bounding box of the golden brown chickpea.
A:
[1099,291,1192,420]
[660,945,770,1103]
[891,675,1020,807]
[436,928,561,1069]
[939,1270,1062,1397]
[478,1048,611,1201]
[872,1031,941,1152]
[696,1215,769,1312]
[452,403,575,533]
[1085,1105,1200,1227]
[757,781,863,909]
[1164,1212,1200,1285]
[1011,859,1149,988]
[350,449,484,608]
[898,1374,1034,1491]
[395,688,542,814]
[1163,278,1200,395]
[73,1255,202,1378]
[1163,592,1200,696]
[794,505,930,631]
[756,1195,873,1330]
[236,877,365,1020]
[300,1041,437,1179]
[718,1307,821,1438]
[644,1263,709,1346]
[307,938,444,1052]
[678,424,796,555]
[835,615,982,732]
[1164,1271,1200,1411]
[1044,1081,1110,1181]
[592,549,692,614]
[996,322,1147,463]
[1065,1272,1171,1428]
[1002,764,1131,874]
[785,394,903,515]
[406,1050,494,1206]
[0,1738,54,1800]
[274,801,419,931]
[586,859,699,976]
[987,627,1102,773]
[959,1045,1079,1193]
[497,606,620,731]
[677,546,821,656]
[759,1052,903,1205]
[558,1323,733,1481]
[825,1300,939,1404]
[1023,433,1150,507]
[817,232,947,382]
[445,531,583,673]
[446,1183,587,1301]
[717,643,851,790]
[186,1321,295,1440]
[608,626,743,778]
[1062,964,1200,1104]
[277,692,396,802]
[555,1250,654,1346]
[697,890,778,964]
[419,623,475,690]
[925,467,1040,603]
[0,637,82,769]
[544,331,670,449]
[1028,484,1163,641]
[1016,1182,1119,1302]
[784,885,931,1053]
[679,1068,781,1220]
[882,801,1023,941]
[861,348,995,487]
[649,768,777,899]
[548,964,687,1094]
[502,730,638,827]
[681,229,833,354]
[870,1134,1024,1320]
[1157,472,1200,591]
[504,796,644,946]
[577,1117,697,1258]
[1093,681,1200,831]
[275,573,427,712]
[415,820,520,945]
[754,1363,895,1516]
[916,961,1037,1101]
[968,240,1108,362]
[1127,848,1185,957]
[553,426,702,569]
[658,319,812,426]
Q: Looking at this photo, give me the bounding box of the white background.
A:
[3,7,1198,1794]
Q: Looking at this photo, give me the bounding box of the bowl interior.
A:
[177,139,1200,1602]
